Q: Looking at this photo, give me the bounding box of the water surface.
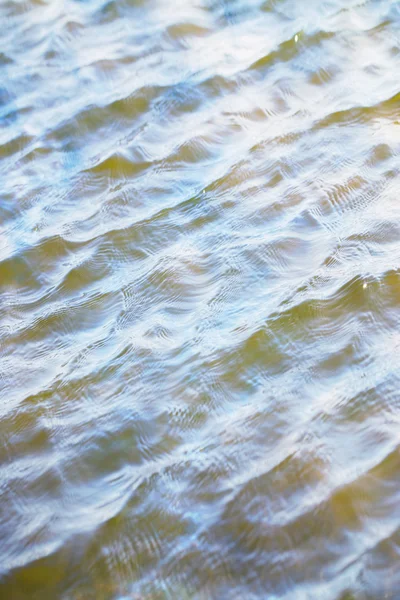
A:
[1,0,400,598]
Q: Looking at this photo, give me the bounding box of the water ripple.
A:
[1,0,400,598]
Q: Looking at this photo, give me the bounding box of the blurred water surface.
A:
[1,0,400,598]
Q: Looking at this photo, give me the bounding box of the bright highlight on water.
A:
[1,0,400,599]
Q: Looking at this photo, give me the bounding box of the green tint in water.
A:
[1,0,400,598]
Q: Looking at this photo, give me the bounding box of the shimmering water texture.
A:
[1,0,400,598]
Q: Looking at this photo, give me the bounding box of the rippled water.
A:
[1,0,400,598]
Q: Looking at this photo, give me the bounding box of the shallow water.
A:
[1,0,400,598]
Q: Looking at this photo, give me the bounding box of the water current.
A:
[1,0,400,598]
